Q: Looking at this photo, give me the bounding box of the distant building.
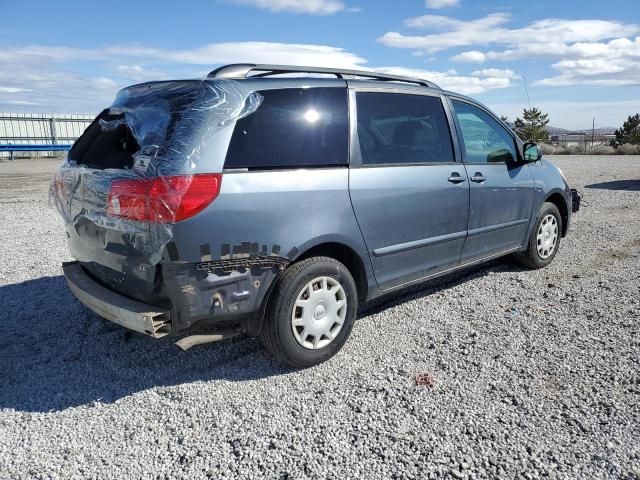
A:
[550,131,616,147]
[550,132,586,146]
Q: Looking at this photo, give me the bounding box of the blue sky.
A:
[0,0,638,129]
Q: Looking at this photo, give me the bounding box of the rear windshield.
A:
[68,82,202,170]
[224,87,348,170]
[67,110,140,170]
[67,80,259,173]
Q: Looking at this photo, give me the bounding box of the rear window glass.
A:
[225,88,348,169]
[356,92,454,165]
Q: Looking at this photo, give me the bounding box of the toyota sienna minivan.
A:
[51,64,578,368]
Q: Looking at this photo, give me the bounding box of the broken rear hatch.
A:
[50,79,262,303]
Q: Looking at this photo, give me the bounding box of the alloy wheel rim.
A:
[291,276,347,350]
[536,214,558,259]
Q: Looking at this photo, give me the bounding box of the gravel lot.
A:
[1,156,639,479]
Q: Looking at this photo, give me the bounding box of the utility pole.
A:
[591,117,595,148]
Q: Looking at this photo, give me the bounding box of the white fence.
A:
[0,113,94,158]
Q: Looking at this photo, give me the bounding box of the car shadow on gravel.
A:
[1,260,525,413]
[361,259,527,317]
[0,275,291,413]
[584,179,640,191]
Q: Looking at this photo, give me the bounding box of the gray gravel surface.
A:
[1,156,639,479]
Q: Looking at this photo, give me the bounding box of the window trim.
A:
[446,95,522,165]
[348,87,461,168]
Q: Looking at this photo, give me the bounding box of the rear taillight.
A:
[107,174,222,223]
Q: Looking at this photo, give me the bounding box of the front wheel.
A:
[514,202,562,269]
[259,256,358,368]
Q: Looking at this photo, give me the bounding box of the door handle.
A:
[470,172,486,183]
[448,172,466,184]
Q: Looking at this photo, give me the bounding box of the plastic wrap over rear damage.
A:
[49,80,262,268]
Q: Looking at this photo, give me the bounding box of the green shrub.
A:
[588,145,615,155]
[525,142,636,155]
[615,143,640,155]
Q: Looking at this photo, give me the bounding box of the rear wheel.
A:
[514,202,562,269]
[259,256,358,368]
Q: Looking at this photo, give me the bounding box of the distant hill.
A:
[547,126,569,134]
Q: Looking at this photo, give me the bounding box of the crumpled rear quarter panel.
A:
[162,168,369,333]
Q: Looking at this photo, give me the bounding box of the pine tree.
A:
[514,108,550,143]
[610,114,640,148]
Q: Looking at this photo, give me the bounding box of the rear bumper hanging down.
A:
[62,261,171,338]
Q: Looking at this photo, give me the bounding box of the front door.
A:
[449,99,535,262]
[349,90,469,290]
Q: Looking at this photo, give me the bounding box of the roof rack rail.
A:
[207,64,440,89]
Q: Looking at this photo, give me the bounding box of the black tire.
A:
[514,202,562,269]
[259,256,358,368]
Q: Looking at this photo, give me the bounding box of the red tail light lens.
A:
[107,174,222,223]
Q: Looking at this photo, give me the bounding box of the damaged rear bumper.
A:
[62,261,171,338]
[159,258,286,335]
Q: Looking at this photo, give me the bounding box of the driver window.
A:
[356,92,455,165]
[451,100,516,164]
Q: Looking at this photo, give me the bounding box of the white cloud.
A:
[380,13,640,86]
[229,0,346,15]
[379,14,637,53]
[0,41,520,113]
[2,99,41,106]
[0,67,118,114]
[376,66,512,94]
[115,65,168,82]
[460,36,640,63]
[5,38,632,123]
[124,42,368,68]
[0,41,368,71]
[0,86,32,93]
[380,13,512,51]
[405,14,465,29]
[451,51,486,63]
[425,0,459,8]
[0,47,143,113]
[531,37,640,86]
[471,68,516,78]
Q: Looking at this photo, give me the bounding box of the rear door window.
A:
[355,92,455,165]
[225,87,348,169]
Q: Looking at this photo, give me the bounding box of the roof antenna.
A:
[521,75,532,110]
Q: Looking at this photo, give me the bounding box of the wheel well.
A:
[250,242,368,336]
[545,193,569,237]
[296,243,368,302]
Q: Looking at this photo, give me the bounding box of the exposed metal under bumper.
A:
[62,261,171,338]
[175,329,241,351]
[571,188,582,213]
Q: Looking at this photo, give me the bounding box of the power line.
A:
[521,75,532,110]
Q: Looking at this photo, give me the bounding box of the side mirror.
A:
[523,142,542,162]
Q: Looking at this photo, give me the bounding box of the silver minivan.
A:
[51,64,577,367]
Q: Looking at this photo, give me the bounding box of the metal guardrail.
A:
[0,112,92,159]
[0,144,73,161]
